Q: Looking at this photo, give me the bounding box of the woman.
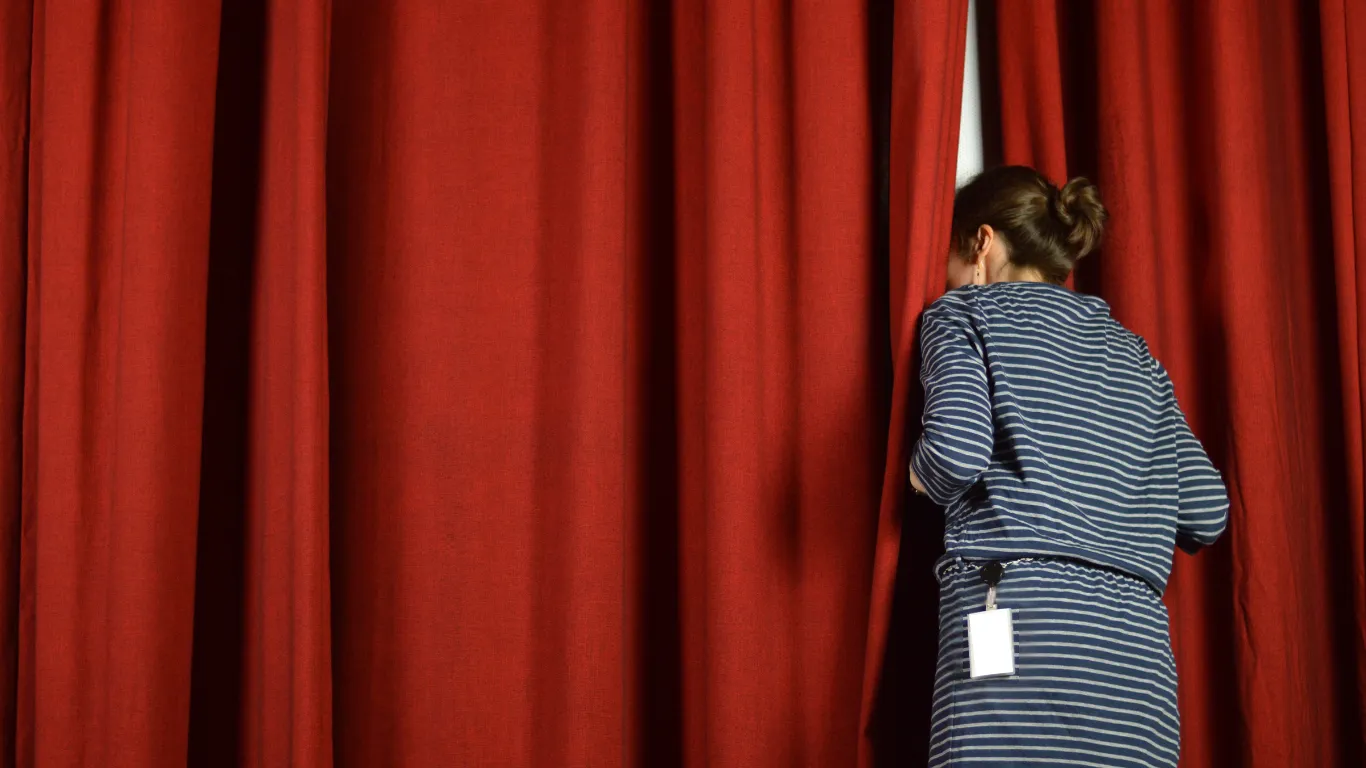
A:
[909,166,1229,767]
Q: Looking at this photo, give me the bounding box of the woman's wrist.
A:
[909,464,928,495]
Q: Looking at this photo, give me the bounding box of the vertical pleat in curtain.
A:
[860,1,968,765]
[18,2,221,766]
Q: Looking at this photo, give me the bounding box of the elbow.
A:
[1177,499,1229,554]
[1213,502,1230,540]
[911,440,990,506]
[943,450,991,488]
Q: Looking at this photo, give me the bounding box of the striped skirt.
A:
[929,558,1180,767]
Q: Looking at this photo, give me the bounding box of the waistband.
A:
[934,554,1150,590]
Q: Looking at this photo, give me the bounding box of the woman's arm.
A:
[1155,363,1230,553]
[909,306,994,506]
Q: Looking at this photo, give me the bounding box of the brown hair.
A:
[950,166,1108,284]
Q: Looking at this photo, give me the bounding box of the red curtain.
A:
[5,0,333,765]
[17,2,224,767]
[858,0,968,766]
[980,1,1366,765]
[0,1,966,766]
[324,0,894,764]
[0,0,27,763]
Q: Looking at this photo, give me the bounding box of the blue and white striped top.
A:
[910,282,1229,593]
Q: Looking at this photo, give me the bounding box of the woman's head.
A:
[946,166,1108,289]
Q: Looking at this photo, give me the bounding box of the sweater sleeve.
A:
[910,304,994,506]
[1155,363,1230,553]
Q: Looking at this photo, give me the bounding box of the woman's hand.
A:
[909,465,927,496]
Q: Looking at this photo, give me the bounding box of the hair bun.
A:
[1051,177,1108,261]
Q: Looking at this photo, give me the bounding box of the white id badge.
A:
[966,608,1016,679]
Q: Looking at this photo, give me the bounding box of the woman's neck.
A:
[996,264,1048,284]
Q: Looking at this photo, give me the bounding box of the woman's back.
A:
[917,165,1229,767]
[911,282,1228,592]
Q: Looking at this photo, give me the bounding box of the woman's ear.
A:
[969,225,993,285]
[974,224,996,259]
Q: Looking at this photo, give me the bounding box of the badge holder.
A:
[966,561,1016,679]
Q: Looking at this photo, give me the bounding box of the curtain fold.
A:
[326,1,633,764]
[984,1,1366,765]
[658,0,882,764]
[189,0,334,765]
[326,0,884,765]
[1319,0,1366,745]
[0,2,30,765]
[239,0,334,761]
[17,1,222,766]
[860,1,967,766]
